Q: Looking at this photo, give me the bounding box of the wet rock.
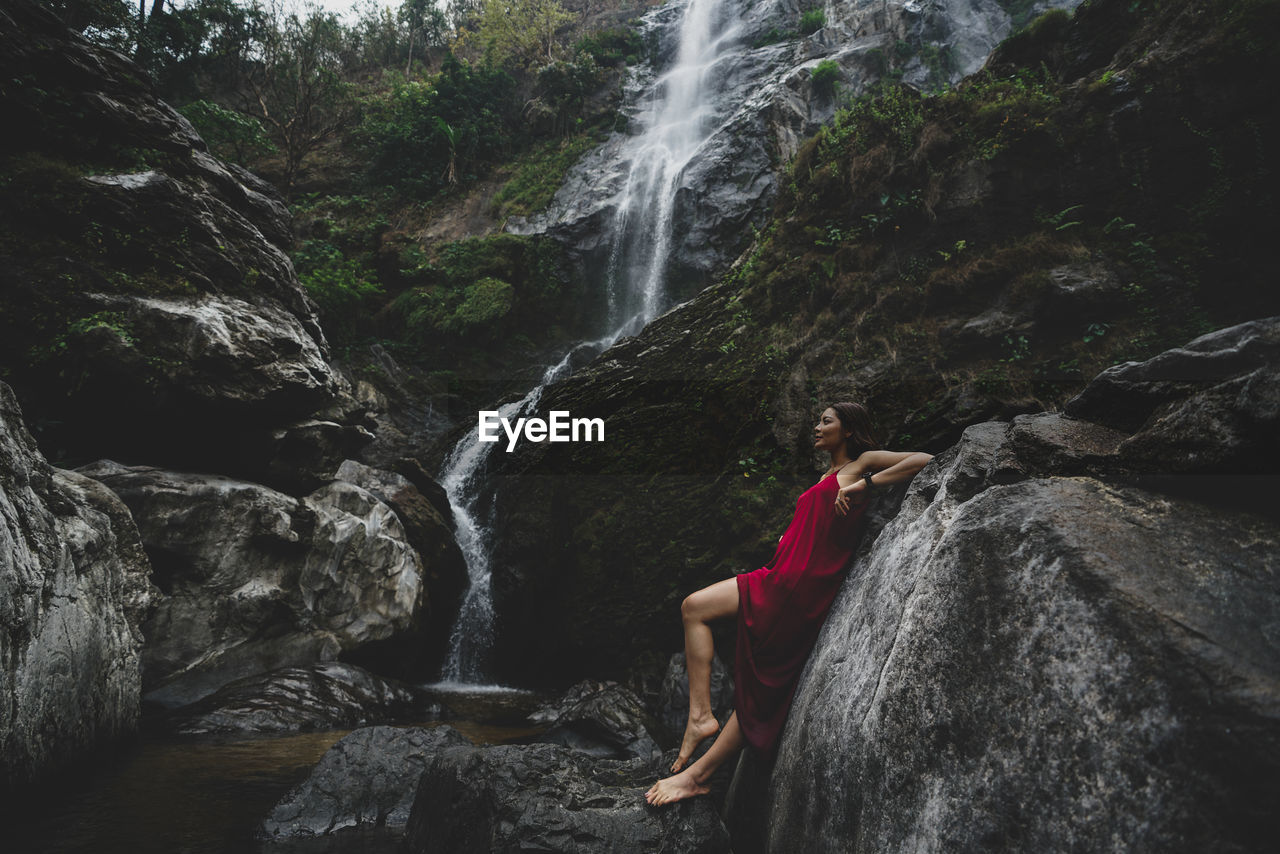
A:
[73,291,338,418]
[165,662,428,735]
[328,461,468,678]
[78,462,426,707]
[529,680,662,760]
[656,653,735,738]
[0,382,156,788]
[405,743,731,853]
[260,725,469,842]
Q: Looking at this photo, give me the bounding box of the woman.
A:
[645,402,932,805]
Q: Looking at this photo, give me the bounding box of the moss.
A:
[441,276,514,333]
[491,131,600,219]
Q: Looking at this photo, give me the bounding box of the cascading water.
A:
[436,336,611,684]
[605,0,743,332]
[436,0,748,685]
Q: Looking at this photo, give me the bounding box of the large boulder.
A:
[405,743,731,853]
[1064,316,1280,475]
[164,662,429,735]
[260,724,469,842]
[77,462,427,707]
[751,320,1280,853]
[0,382,156,788]
[528,680,663,760]
[333,460,469,667]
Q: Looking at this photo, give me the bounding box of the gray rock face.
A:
[0,382,155,788]
[165,662,426,735]
[0,0,341,467]
[260,725,470,841]
[405,743,731,853]
[529,680,663,760]
[334,461,468,612]
[1065,316,1280,473]
[516,0,1083,297]
[757,323,1280,853]
[77,292,338,417]
[657,653,735,738]
[78,462,425,707]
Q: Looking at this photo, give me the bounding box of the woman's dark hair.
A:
[828,401,879,457]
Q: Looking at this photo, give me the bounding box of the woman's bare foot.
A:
[671,716,720,772]
[644,769,710,806]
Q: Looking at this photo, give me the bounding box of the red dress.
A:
[734,472,869,755]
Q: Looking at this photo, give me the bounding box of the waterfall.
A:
[436,336,610,685]
[436,0,747,686]
[605,0,743,331]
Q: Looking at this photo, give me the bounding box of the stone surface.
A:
[405,743,731,853]
[656,653,735,739]
[78,462,425,707]
[745,324,1280,853]
[1065,316,1280,474]
[0,382,156,788]
[0,0,340,467]
[529,680,662,760]
[72,291,338,417]
[260,724,469,840]
[165,662,427,735]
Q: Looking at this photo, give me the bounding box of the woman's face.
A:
[813,408,849,452]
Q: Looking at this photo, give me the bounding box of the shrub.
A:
[442,276,515,333]
[178,101,275,165]
[294,239,383,339]
[810,60,841,97]
[360,53,519,197]
[799,9,826,35]
[575,28,644,66]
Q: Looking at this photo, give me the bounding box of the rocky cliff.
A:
[0,0,467,765]
[519,0,1084,303]
[749,317,1280,853]
[0,382,155,789]
[485,0,1280,685]
[0,0,340,475]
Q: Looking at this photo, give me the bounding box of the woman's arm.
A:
[834,450,933,515]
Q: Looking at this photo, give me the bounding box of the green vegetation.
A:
[360,56,521,197]
[799,9,826,35]
[468,0,575,67]
[576,28,645,67]
[818,83,925,158]
[491,132,601,219]
[810,60,841,97]
[178,100,275,166]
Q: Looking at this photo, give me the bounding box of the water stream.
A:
[436,0,749,685]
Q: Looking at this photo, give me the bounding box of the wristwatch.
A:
[862,472,876,491]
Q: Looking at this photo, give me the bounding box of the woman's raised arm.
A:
[834,449,933,514]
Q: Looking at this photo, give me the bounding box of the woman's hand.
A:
[834,480,867,516]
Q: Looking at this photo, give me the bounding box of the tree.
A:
[400,0,448,75]
[237,3,356,193]
[472,0,574,68]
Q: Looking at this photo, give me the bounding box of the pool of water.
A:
[6,689,547,854]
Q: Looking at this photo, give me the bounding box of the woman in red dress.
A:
[645,402,932,805]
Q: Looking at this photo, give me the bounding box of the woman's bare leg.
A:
[646,711,747,805]
[673,577,740,772]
